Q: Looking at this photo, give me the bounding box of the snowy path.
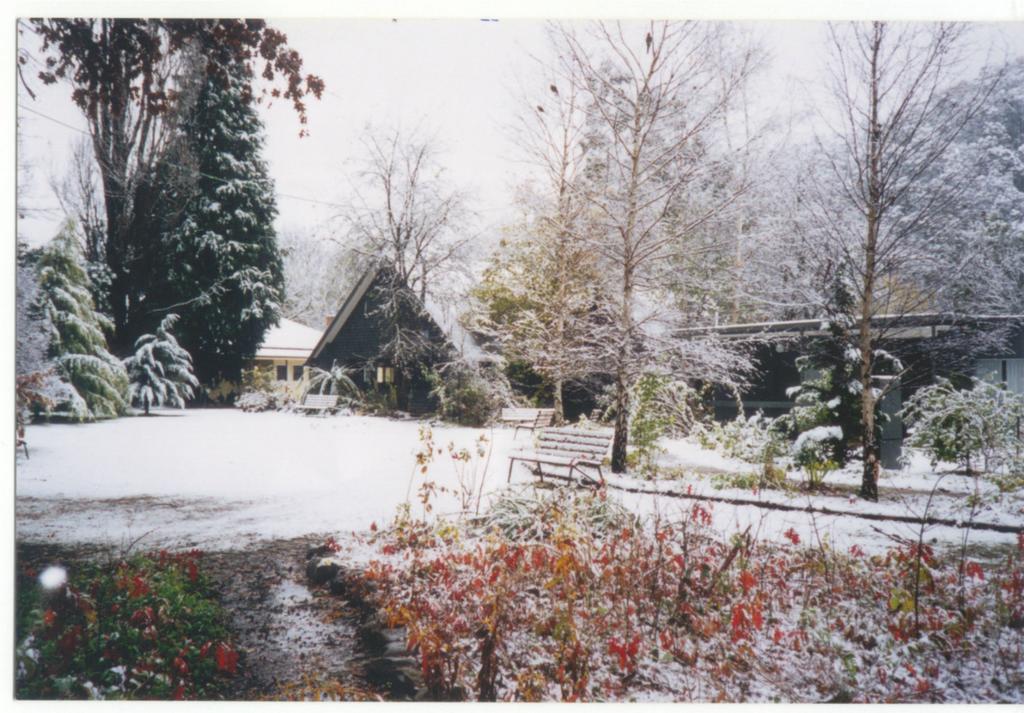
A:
[16,409,1023,556]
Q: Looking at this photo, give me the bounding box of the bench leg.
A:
[507,458,515,483]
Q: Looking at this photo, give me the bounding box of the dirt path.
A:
[201,537,383,700]
[16,537,386,701]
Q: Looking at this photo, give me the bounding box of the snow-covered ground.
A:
[16,409,1023,556]
[17,409,518,550]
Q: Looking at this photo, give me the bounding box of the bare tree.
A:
[279,228,361,328]
[809,22,1002,500]
[337,128,473,368]
[50,138,106,266]
[480,56,603,422]
[555,21,763,472]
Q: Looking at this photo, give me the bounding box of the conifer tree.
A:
[157,59,284,385]
[35,222,128,419]
[123,313,199,415]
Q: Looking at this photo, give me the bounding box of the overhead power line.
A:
[17,104,349,211]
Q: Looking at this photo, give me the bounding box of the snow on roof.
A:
[422,294,489,365]
[255,318,323,360]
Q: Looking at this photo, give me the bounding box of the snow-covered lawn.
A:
[16,408,1023,556]
[627,439,1024,556]
[17,409,520,549]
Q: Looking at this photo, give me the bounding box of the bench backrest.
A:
[303,393,339,408]
[501,407,555,424]
[535,426,614,463]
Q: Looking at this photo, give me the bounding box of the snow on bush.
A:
[303,363,360,402]
[902,377,1024,483]
[694,412,786,466]
[793,425,843,453]
[122,314,199,415]
[234,390,277,413]
[793,426,843,489]
[360,484,1024,702]
[235,366,284,412]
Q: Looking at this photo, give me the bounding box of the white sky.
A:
[14,13,1024,249]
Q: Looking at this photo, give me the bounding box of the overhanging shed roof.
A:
[676,313,1024,341]
[255,318,323,360]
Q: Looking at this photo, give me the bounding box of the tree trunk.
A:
[608,256,634,470]
[611,364,630,473]
[611,259,635,473]
[553,376,565,425]
[858,23,883,502]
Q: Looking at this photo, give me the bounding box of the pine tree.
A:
[123,313,200,415]
[473,215,604,422]
[35,222,128,419]
[157,59,284,385]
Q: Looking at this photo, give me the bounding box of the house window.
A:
[293,365,304,381]
[376,365,395,384]
[975,358,1024,395]
[276,364,288,381]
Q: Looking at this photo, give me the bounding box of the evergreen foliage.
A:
[784,278,898,466]
[34,223,128,420]
[304,363,361,400]
[156,59,284,385]
[903,377,1024,478]
[30,19,322,349]
[424,363,502,427]
[472,222,604,422]
[122,314,200,415]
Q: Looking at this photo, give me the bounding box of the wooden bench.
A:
[507,425,614,486]
[295,393,340,415]
[500,407,556,438]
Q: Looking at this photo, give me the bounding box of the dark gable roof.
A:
[308,265,488,364]
[308,266,379,362]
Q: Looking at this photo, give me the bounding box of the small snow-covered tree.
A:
[474,69,605,422]
[35,222,128,419]
[122,313,199,415]
[903,378,1024,477]
[473,212,604,421]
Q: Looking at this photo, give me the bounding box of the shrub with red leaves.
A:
[360,488,1024,702]
[16,551,236,700]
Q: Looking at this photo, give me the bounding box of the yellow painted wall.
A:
[210,358,311,403]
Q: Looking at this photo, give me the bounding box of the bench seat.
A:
[508,425,614,486]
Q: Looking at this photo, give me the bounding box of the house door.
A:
[878,381,902,470]
[375,364,410,411]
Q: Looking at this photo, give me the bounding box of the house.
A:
[208,317,324,402]
[251,318,325,397]
[682,314,1024,467]
[307,266,488,414]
